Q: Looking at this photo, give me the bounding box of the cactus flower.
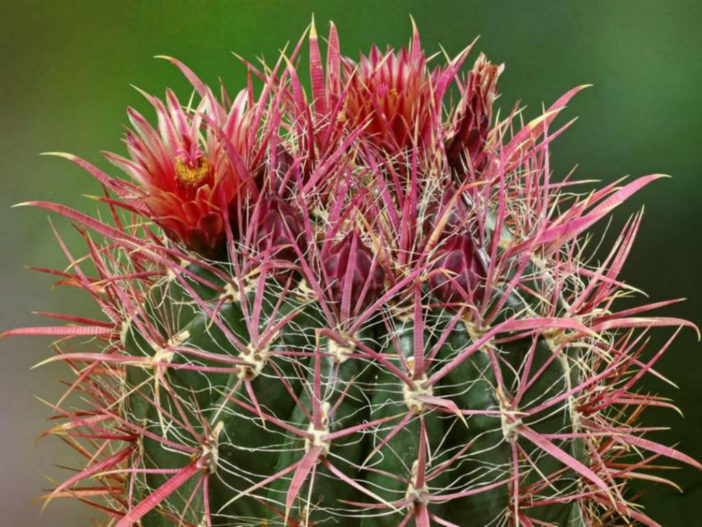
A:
[341,24,438,154]
[106,89,256,256]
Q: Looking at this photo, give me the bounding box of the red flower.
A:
[107,89,254,256]
[341,26,437,154]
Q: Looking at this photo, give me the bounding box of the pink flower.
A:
[341,27,437,154]
[107,89,254,256]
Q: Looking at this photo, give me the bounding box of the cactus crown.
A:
[4,19,699,527]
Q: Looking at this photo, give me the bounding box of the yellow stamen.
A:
[175,157,210,187]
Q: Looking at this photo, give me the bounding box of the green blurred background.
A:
[1,1,700,524]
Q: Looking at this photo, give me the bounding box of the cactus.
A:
[3,20,700,527]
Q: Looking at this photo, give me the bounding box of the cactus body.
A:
[5,19,700,527]
[125,269,584,526]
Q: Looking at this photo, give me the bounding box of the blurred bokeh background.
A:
[1,0,700,524]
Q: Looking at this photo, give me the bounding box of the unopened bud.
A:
[254,197,305,263]
[323,232,384,313]
[429,235,485,305]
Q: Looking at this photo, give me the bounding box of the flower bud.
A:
[253,197,305,263]
[323,232,384,313]
[429,235,485,305]
[422,184,472,243]
[445,55,503,176]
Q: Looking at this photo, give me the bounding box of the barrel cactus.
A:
[4,20,699,527]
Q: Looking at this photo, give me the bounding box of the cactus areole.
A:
[5,20,700,527]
